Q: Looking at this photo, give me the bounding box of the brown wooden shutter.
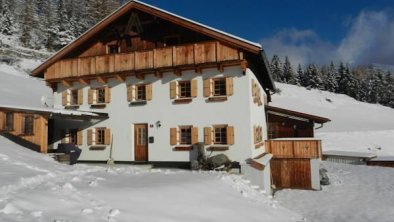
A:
[204,127,212,145]
[104,128,111,145]
[62,91,68,106]
[88,89,93,104]
[170,128,177,145]
[105,87,111,103]
[20,115,26,135]
[0,112,4,131]
[191,127,198,144]
[87,129,92,145]
[253,126,257,144]
[203,79,211,97]
[146,84,152,101]
[77,129,83,145]
[77,89,83,105]
[170,82,177,99]
[191,79,198,98]
[226,77,234,96]
[127,85,132,102]
[226,126,234,145]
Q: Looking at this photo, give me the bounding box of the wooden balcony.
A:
[265,139,322,159]
[45,41,246,81]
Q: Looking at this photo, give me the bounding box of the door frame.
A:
[134,123,149,162]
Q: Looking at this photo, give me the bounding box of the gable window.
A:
[5,112,14,131]
[203,77,233,100]
[89,87,111,106]
[127,84,152,103]
[87,128,110,146]
[62,89,83,107]
[170,80,197,102]
[62,129,81,145]
[108,44,119,54]
[251,79,263,106]
[23,115,34,136]
[254,125,264,148]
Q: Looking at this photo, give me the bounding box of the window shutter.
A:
[204,127,212,145]
[253,126,257,144]
[226,77,234,96]
[191,79,198,98]
[20,115,26,135]
[88,89,93,104]
[104,128,111,145]
[105,87,111,103]
[146,84,152,101]
[191,127,198,144]
[203,79,211,97]
[226,126,234,145]
[170,82,177,99]
[61,129,66,144]
[77,129,83,145]
[0,112,4,131]
[87,129,92,145]
[127,85,132,102]
[78,89,83,105]
[62,90,68,106]
[170,128,177,145]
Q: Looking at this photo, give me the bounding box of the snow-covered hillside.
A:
[271,83,394,155]
[0,136,301,222]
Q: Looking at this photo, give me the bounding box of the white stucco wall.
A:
[53,66,267,164]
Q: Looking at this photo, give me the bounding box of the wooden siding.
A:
[271,158,312,189]
[0,111,48,153]
[265,140,322,159]
[44,41,243,81]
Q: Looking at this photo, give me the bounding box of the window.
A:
[63,89,82,107]
[63,129,78,144]
[214,126,227,145]
[24,115,34,135]
[127,84,152,103]
[254,126,263,144]
[252,79,263,106]
[96,128,106,145]
[170,80,197,100]
[204,77,233,98]
[5,112,13,131]
[108,45,119,54]
[213,78,226,96]
[179,126,192,145]
[97,88,106,104]
[70,90,78,106]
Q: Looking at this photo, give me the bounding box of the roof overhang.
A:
[31,0,262,77]
[266,105,331,124]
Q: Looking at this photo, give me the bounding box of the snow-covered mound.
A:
[271,83,394,155]
[275,162,394,222]
[0,61,52,109]
[0,136,301,221]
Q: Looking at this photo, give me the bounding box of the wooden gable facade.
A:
[31,0,274,94]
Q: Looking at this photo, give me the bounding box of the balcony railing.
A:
[265,139,322,159]
[45,41,244,81]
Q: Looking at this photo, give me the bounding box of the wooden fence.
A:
[265,139,322,159]
[45,41,243,80]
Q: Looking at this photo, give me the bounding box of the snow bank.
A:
[271,83,394,155]
[275,162,394,222]
[0,136,301,221]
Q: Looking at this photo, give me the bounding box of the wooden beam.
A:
[115,74,126,82]
[217,63,224,73]
[241,60,248,73]
[135,73,145,80]
[154,71,163,78]
[174,69,182,77]
[195,67,202,74]
[61,80,72,87]
[97,76,107,84]
[78,78,89,85]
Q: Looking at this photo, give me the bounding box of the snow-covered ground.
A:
[271,83,394,155]
[0,136,301,222]
[275,162,394,222]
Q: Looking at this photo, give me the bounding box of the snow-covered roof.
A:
[0,104,102,118]
[323,150,377,159]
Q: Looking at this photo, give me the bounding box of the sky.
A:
[138,0,394,66]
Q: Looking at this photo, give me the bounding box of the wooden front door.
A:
[271,158,312,189]
[134,124,148,162]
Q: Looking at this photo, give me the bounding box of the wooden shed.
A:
[322,150,377,165]
[266,106,330,139]
[367,156,394,168]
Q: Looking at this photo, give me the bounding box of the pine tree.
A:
[19,0,37,47]
[283,56,296,84]
[337,63,359,98]
[270,55,282,82]
[0,0,15,35]
[305,64,324,89]
[323,62,338,92]
[297,64,308,87]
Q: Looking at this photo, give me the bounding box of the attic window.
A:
[108,44,119,54]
